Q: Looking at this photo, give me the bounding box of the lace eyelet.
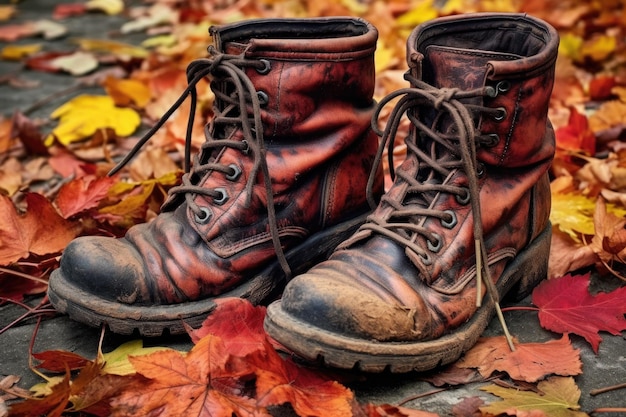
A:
[213,188,229,205]
[496,80,511,94]
[427,233,443,253]
[256,59,271,75]
[225,164,242,181]
[419,252,432,266]
[241,140,250,155]
[256,91,269,106]
[476,162,486,178]
[493,107,507,121]
[484,133,500,147]
[194,207,212,224]
[441,210,457,229]
[455,188,471,205]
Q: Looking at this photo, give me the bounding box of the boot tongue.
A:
[423,45,521,91]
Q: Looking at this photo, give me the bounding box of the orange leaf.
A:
[8,373,71,417]
[0,193,80,265]
[32,350,92,373]
[457,335,582,382]
[111,334,266,417]
[54,175,116,218]
[532,272,626,353]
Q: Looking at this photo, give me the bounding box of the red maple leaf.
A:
[554,107,596,156]
[0,192,81,266]
[532,273,626,353]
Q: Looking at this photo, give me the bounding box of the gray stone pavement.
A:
[1,1,625,415]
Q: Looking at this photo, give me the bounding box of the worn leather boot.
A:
[48,17,382,336]
[265,13,559,372]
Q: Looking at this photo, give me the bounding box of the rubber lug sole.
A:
[264,224,551,373]
[48,213,369,337]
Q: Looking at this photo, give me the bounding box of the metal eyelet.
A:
[194,207,212,224]
[240,140,250,155]
[427,233,443,253]
[213,188,229,205]
[496,80,511,93]
[256,90,269,106]
[419,252,432,266]
[225,164,242,181]
[493,107,507,121]
[455,188,471,205]
[484,133,500,147]
[476,162,486,178]
[484,86,497,98]
[256,59,271,74]
[440,210,457,229]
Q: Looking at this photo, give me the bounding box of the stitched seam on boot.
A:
[499,86,523,166]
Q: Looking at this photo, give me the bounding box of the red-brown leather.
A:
[54,17,383,305]
[278,13,558,342]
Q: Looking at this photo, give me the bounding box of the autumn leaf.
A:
[110,334,266,417]
[32,350,92,373]
[73,38,149,59]
[0,192,80,265]
[54,175,116,218]
[48,51,99,75]
[100,340,175,376]
[46,95,141,146]
[480,376,587,417]
[363,403,440,417]
[104,76,152,108]
[1,43,42,60]
[456,335,582,383]
[549,192,596,240]
[8,373,71,417]
[532,273,626,353]
[555,107,595,156]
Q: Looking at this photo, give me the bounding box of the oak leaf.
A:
[456,335,582,383]
[480,376,587,417]
[532,272,626,352]
[0,193,80,265]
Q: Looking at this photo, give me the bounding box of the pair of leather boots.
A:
[48,12,559,373]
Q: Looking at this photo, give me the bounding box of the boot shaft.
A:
[406,13,559,168]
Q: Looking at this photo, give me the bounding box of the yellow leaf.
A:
[29,376,66,397]
[46,95,141,145]
[550,192,596,241]
[141,34,177,49]
[375,39,397,74]
[74,38,149,59]
[104,77,152,108]
[396,0,438,27]
[86,0,124,15]
[559,33,583,62]
[581,35,616,62]
[480,376,588,417]
[477,0,519,12]
[100,340,176,376]
[1,43,42,60]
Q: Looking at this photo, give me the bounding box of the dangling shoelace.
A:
[365,72,515,350]
[108,46,292,278]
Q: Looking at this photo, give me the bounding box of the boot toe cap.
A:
[54,236,146,303]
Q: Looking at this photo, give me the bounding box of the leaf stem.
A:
[500,306,540,313]
[0,266,50,285]
[590,382,626,396]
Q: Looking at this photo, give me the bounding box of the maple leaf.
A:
[0,193,80,266]
[532,273,626,353]
[8,373,71,417]
[54,175,116,218]
[110,334,266,417]
[480,376,588,417]
[456,335,582,383]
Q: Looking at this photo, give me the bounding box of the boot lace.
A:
[363,72,515,348]
[109,45,292,277]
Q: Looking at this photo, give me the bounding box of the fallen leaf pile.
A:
[1,0,626,416]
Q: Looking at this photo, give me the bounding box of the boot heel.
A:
[507,223,551,301]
